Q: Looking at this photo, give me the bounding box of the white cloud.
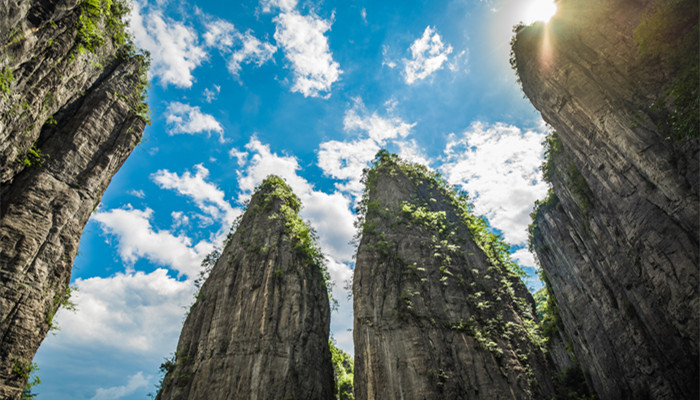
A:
[404,26,453,84]
[92,207,213,278]
[229,148,249,166]
[90,372,152,400]
[260,0,298,13]
[318,139,380,195]
[127,189,145,199]
[344,98,415,142]
[441,121,549,246]
[396,139,431,166]
[317,98,417,196]
[165,102,224,142]
[202,17,277,77]
[270,8,342,97]
[127,2,207,88]
[382,45,397,69]
[203,85,221,103]
[512,248,538,270]
[448,49,470,73]
[237,137,356,262]
[152,164,238,227]
[53,269,194,355]
[203,19,236,50]
[361,8,367,23]
[228,31,277,76]
[171,211,190,229]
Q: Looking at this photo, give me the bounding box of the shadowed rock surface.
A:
[512,0,698,398]
[0,0,148,398]
[353,152,556,400]
[156,176,334,400]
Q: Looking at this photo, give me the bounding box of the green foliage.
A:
[357,150,526,280]
[535,272,563,342]
[76,0,105,53]
[553,365,596,400]
[566,162,591,212]
[258,176,333,295]
[427,368,449,388]
[329,340,354,400]
[634,0,698,140]
[193,248,221,293]
[22,147,49,168]
[0,65,13,95]
[47,285,78,333]
[73,0,152,124]
[541,133,563,184]
[12,359,41,400]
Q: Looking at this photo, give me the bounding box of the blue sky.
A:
[34,0,557,398]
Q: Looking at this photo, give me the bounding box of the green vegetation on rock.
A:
[357,150,527,280]
[635,0,699,140]
[330,340,354,400]
[0,65,13,95]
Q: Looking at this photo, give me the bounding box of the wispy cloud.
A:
[92,206,214,278]
[152,164,239,227]
[264,1,342,98]
[441,121,549,246]
[317,98,422,196]
[127,2,207,88]
[90,372,152,400]
[404,26,453,84]
[127,189,145,199]
[203,18,277,76]
[203,85,221,103]
[54,268,194,355]
[228,31,277,76]
[165,102,224,142]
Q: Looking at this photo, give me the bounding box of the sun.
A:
[523,0,557,24]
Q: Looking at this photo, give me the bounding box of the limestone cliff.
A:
[512,0,698,398]
[353,152,556,399]
[0,0,148,397]
[156,176,334,400]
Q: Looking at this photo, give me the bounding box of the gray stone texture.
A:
[512,0,699,398]
[353,157,557,400]
[0,0,147,398]
[156,178,334,400]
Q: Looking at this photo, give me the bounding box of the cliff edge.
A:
[512,0,698,398]
[0,0,148,397]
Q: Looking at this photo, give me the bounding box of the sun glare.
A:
[524,0,557,24]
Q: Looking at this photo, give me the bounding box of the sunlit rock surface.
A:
[0,0,147,398]
[156,176,334,400]
[353,153,557,400]
[512,0,698,398]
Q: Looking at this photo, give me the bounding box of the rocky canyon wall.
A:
[512,0,698,398]
[0,0,148,398]
[353,152,557,399]
[156,176,334,400]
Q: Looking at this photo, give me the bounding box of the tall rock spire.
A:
[157,176,334,400]
[512,0,698,398]
[0,0,148,397]
[353,152,556,399]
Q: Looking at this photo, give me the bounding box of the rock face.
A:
[353,152,556,400]
[156,176,334,400]
[0,1,147,397]
[512,0,699,398]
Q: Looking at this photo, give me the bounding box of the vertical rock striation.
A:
[353,152,556,399]
[512,0,698,398]
[0,1,148,398]
[156,176,334,400]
